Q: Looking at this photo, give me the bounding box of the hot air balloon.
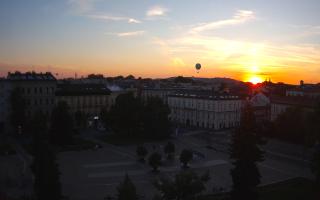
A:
[195,63,201,73]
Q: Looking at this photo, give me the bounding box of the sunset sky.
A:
[0,0,320,84]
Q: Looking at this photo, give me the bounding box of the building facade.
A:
[141,88,176,104]
[168,92,243,130]
[7,72,57,117]
[0,79,12,134]
[55,83,111,117]
[270,95,317,121]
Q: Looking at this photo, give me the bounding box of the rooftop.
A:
[7,72,56,81]
[169,90,241,100]
[56,83,111,96]
[270,95,319,108]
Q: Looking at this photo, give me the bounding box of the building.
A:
[0,78,12,134]
[141,88,176,104]
[55,83,111,117]
[168,91,243,130]
[250,92,270,123]
[7,72,57,117]
[270,95,317,121]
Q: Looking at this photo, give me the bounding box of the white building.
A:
[168,92,243,130]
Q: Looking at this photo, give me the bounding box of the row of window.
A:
[172,118,240,129]
[26,98,55,106]
[169,98,241,111]
[19,86,55,95]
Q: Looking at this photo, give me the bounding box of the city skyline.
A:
[1,0,320,84]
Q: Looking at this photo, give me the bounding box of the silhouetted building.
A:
[0,78,11,134]
[270,95,317,121]
[7,71,57,117]
[55,83,111,117]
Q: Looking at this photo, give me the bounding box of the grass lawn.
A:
[200,177,318,200]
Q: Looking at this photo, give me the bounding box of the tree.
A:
[9,88,26,135]
[116,174,139,200]
[136,145,148,162]
[154,170,210,200]
[148,152,162,172]
[50,101,74,145]
[180,149,193,168]
[27,111,48,141]
[107,92,143,137]
[229,104,264,200]
[74,110,86,129]
[125,75,135,80]
[273,106,307,144]
[311,146,320,185]
[164,142,175,160]
[32,139,61,200]
[142,97,171,139]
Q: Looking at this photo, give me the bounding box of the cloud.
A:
[191,10,255,33]
[67,0,97,14]
[106,31,145,37]
[172,57,186,67]
[146,6,168,17]
[88,14,141,23]
[153,34,320,75]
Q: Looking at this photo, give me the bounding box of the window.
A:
[34,87,37,94]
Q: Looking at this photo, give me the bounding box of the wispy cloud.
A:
[153,34,320,81]
[88,14,141,23]
[67,0,97,14]
[106,30,146,37]
[191,10,255,33]
[146,6,168,18]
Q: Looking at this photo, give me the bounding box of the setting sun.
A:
[248,76,263,84]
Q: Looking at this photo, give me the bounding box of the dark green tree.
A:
[116,174,139,200]
[154,170,210,200]
[142,97,171,139]
[230,104,264,200]
[50,101,74,146]
[274,106,307,144]
[9,88,26,135]
[107,92,143,137]
[180,149,193,168]
[311,147,320,185]
[27,111,48,150]
[32,139,61,200]
[148,152,162,172]
[164,142,175,160]
[74,110,86,129]
[310,102,320,184]
[136,145,148,162]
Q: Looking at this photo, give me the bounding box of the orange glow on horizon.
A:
[247,76,263,84]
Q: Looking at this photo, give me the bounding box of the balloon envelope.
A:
[195,63,201,70]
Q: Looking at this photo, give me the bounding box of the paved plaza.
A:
[58,130,313,200]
